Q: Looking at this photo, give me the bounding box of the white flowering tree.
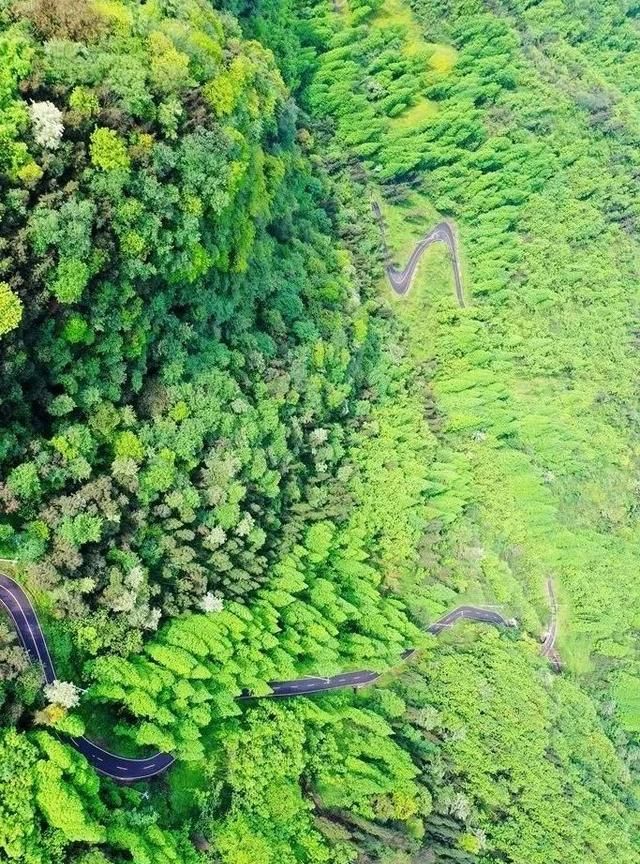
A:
[309,427,329,448]
[199,592,224,613]
[28,101,64,150]
[144,607,162,631]
[44,679,81,709]
[203,526,226,550]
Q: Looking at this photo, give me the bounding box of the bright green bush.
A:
[89,128,130,172]
[0,281,22,335]
[49,258,90,304]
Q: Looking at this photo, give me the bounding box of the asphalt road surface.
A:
[0,571,176,781]
[257,606,509,697]
[0,571,509,780]
[371,203,465,306]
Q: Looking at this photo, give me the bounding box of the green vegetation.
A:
[1,0,640,862]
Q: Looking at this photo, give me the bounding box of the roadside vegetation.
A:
[1,0,640,863]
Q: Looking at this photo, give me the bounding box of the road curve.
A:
[0,572,175,781]
[252,606,509,698]
[0,571,509,780]
[372,202,465,306]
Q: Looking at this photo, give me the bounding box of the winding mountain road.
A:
[243,606,510,699]
[372,202,465,306]
[0,217,558,782]
[0,572,175,781]
[1,571,509,781]
[0,221,559,782]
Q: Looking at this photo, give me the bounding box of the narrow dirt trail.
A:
[541,579,561,671]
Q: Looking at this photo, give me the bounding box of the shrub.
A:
[49,259,90,303]
[62,314,92,344]
[7,461,41,501]
[16,160,43,186]
[68,86,99,118]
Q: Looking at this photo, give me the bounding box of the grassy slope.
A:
[312,0,640,744]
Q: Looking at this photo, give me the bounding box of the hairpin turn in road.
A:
[371,202,465,305]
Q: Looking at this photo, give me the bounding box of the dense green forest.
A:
[1,0,640,862]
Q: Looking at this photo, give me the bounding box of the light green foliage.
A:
[147,31,192,95]
[0,727,201,862]
[0,730,43,861]
[254,0,640,857]
[114,430,144,462]
[49,258,90,304]
[0,281,23,336]
[89,128,130,172]
[205,698,422,863]
[388,637,640,863]
[0,729,106,856]
[207,704,353,863]
[68,86,100,118]
[376,0,640,705]
[87,522,423,756]
[0,26,32,177]
[62,314,92,344]
[7,461,41,502]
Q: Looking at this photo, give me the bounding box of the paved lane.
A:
[70,736,175,781]
[1,571,511,779]
[0,574,55,683]
[0,572,176,782]
[242,606,510,698]
[371,203,465,306]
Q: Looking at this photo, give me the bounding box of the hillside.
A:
[1,0,640,863]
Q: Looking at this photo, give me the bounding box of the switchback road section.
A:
[372,202,465,306]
